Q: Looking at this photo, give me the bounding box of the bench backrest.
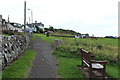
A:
[80,48,92,66]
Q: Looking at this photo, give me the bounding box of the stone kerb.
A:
[0,34,31,70]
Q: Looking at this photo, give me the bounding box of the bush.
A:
[97,45,103,49]
[2,30,8,34]
[8,31,14,35]
[2,30,24,35]
[55,44,80,57]
[2,30,14,35]
[39,28,44,33]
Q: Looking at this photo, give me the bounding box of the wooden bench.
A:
[80,48,108,78]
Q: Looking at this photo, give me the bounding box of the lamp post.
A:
[28,8,34,33]
[27,8,33,23]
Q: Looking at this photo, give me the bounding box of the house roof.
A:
[10,22,22,28]
[32,22,44,27]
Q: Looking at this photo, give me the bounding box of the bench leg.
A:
[89,68,93,78]
[103,64,106,79]
[82,60,84,68]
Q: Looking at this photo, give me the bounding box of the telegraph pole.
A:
[24,1,26,33]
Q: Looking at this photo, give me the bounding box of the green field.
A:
[36,34,119,78]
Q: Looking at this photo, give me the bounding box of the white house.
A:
[26,25,33,33]
[10,23,23,32]
[32,21,44,32]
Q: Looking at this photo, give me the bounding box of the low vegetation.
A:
[32,34,37,40]
[2,30,25,35]
[44,27,80,36]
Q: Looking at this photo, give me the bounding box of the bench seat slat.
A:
[83,60,103,69]
[92,63,103,69]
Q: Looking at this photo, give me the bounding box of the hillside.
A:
[44,27,81,36]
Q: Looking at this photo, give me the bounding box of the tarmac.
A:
[27,36,58,78]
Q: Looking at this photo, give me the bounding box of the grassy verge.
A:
[32,34,37,40]
[2,34,10,36]
[106,63,119,78]
[2,50,36,78]
[53,51,83,78]
[57,57,83,78]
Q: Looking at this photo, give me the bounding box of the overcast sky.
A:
[0,0,119,37]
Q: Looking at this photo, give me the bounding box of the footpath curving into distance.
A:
[27,36,58,78]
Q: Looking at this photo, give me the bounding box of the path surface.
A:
[27,36,58,78]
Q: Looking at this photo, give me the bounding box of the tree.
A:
[49,26,54,31]
[44,28,49,32]
[35,25,39,33]
[39,28,44,33]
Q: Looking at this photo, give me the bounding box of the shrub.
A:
[8,31,14,35]
[2,30,14,35]
[97,45,103,49]
[2,30,8,34]
[39,28,44,33]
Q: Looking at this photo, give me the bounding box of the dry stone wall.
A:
[0,34,31,70]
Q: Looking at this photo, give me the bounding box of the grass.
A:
[36,33,119,79]
[2,34,10,36]
[56,57,83,78]
[32,35,37,40]
[106,63,119,78]
[61,38,118,63]
[53,51,83,78]
[2,50,36,78]
[35,33,65,44]
[51,32,73,36]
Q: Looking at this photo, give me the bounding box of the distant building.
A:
[32,21,44,32]
[26,21,44,33]
[0,15,8,33]
[26,24,33,33]
[0,15,2,34]
[2,19,7,30]
[9,23,23,32]
[74,34,89,38]
[0,15,23,32]
[79,34,89,38]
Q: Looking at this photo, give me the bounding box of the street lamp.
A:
[28,8,34,33]
[27,8,33,23]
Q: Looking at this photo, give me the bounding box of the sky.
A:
[0,0,119,37]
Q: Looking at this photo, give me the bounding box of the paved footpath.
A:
[27,36,58,78]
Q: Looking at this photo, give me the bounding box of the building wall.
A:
[6,23,15,30]
[38,25,44,31]
[0,15,2,34]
